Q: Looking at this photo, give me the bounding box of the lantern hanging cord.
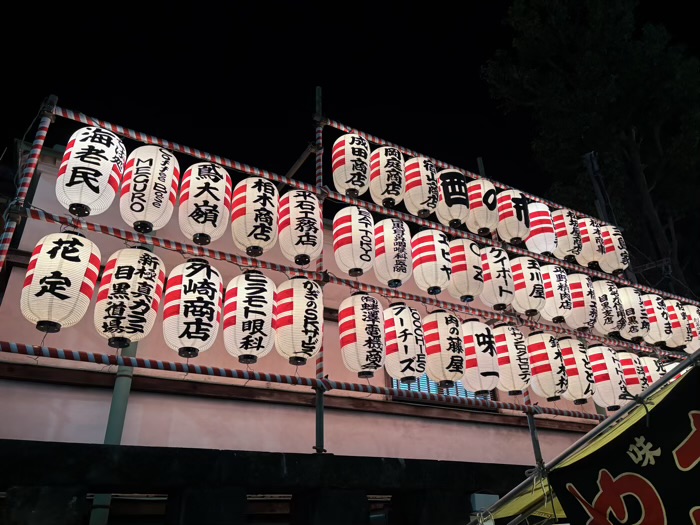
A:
[618,391,655,427]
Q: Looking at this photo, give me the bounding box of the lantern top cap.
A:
[462,317,482,323]
[243,269,263,275]
[62,230,85,238]
[389,301,406,307]
[186,257,209,265]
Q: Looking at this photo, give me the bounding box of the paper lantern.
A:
[524,202,557,255]
[639,355,667,386]
[617,286,649,343]
[411,229,451,295]
[575,218,606,269]
[231,177,279,257]
[479,246,514,311]
[223,270,276,364]
[616,351,649,398]
[332,133,370,197]
[94,247,165,348]
[641,294,673,346]
[496,190,530,244]
[424,310,464,388]
[465,179,499,236]
[598,225,630,276]
[540,264,573,323]
[338,292,385,379]
[369,146,405,207]
[163,258,223,358]
[384,302,426,383]
[525,330,568,402]
[333,206,375,277]
[462,318,499,394]
[435,169,469,228]
[493,323,530,395]
[592,280,625,337]
[510,255,545,317]
[273,276,323,365]
[587,344,626,411]
[178,162,232,245]
[558,337,595,405]
[21,232,101,332]
[664,299,693,351]
[278,190,324,266]
[683,304,700,353]
[403,157,438,218]
[446,239,483,303]
[119,145,179,233]
[373,218,412,288]
[564,273,598,332]
[551,209,582,262]
[56,125,126,217]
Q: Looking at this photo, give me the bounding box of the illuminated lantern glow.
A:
[558,337,595,405]
[598,225,630,276]
[540,264,573,324]
[231,177,279,257]
[639,355,667,386]
[411,229,451,295]
[273,276,323,366]
[510,255,545,317]
[163,258,223,358]
[119,145,179,233]
[465,179,499,236]
[373,218,412,288]
[56,126,126,217]
[524,203,557,256]
[496,190,530,244]
[461,318,499,395]
[493,323,530,395]
[384,302,426,383]
[94,248,165,348]
[641,294,673,346]
[369,146,405,207]
[479,246,514,311]
[338,292,385,379]
[178,162,232,245]
[403,157,438,218]
[683,304,700,353]
[587,344,626,412]
[664,299,693,351]
[551,209,582,262]
[332,133,370,197]
[616,351,649,398]
[446,239,483,303]
[21,232,101,333]
[424,310,464,388]
[592,280,625,338]
[575,218,606,269]
[617,286,649,343]
[564,273,598,332]
[525,330,568,402]
[333,206,375,277]
[435,169,469,228]
[278,190,324,266]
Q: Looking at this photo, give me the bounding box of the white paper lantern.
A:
[564,273,598,332]
[587,344,626,412]
[575,218,606,269]
[411,229,451,295]
[540,264,573,323]
[273,276,323,365]
[639,355,667,385]
[178,162,232,245]
[617,286,649,343]
[525,330,568,402]
[551,209,582,262]
[462,318,499,394]
[683,304,700,353]
[231,177,279,257]
[278,190,324,266]
[369,146,405,207]
[641,294,673,346]
[598,225,630,276]
[338,292,385,378]
[479,246,514,311]
[435,169,469,228]
[558,337,595,405]
[496,190,530,244]
[373,218,412,288]
[119,145,179,233]
[510,255,545,317]
[424,310,464,388]
[524,203,557,255]
[446,239,483,303]
[493,323,530,395]
[403,157,439,218]
[664,299,693,351]
[333,206,374,277]
[21,232,101,332]
[384,303,426,384]
[56,125,126,217]
[465,179,499,236]
[332,133,370,197]
[592,280,626,337]
[616,351,649,398]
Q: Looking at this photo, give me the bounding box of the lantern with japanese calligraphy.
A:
[223,270,276,364]
[664,299,693,351]
[461,318,499,395]
[564,273,597,332]
[558,337,595,405]
[540,264,573,323]
[119,145,179,233]
[493,323,530,396]
[424,310,464,388]
[94,247,166,348]
[592,280,626,337]
[411,229,451,295]
[178,162,232,245]
[525,330,568,402]
[683,303,700,353]
[333,206,374,277]
[163,258,223,358]
[446,239,483,303]
[369,146,405,207]
[231,176,279,257]
[510,255,545,317]
[575,218,606,269]
[435,169,469,228]
[598,225,630,276]
[616,351,649,398]
[273,276,323,365]
[403,157,438,218]
[278,190,323,266]
[21,232,101,333]
[551,209,582,262]
[641,294,673,346]
[639,355,667,386]
[617,286,649,343]
[373,218,412,288]
[496,190,530,244]
[524,202,557,256]
[332,133,370,197]
[338,292,385,379]
[479,246,514,311]
[587,344,626,411]
[384,302,426,384]
[465,179,499,236]
[56,125,126,217]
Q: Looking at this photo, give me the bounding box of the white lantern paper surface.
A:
[598,225,630,276]
[94,248,165,348]
[411,229,451,295]
[496,190,530,244]
[465,179,499,236]
[592,280,626,337]
[424,310,464,388]
[683,304,700,353]
[493,323,530,395]
[56,126,126,217]
[462,318,499,394]
[333,206,374,277]
[403,157,438,218]
[435,169,469,228]
[641,294,673,346]
[273,276,323,365]
[558,337,595,405]
[510,256,545,317]
[575,218,606,269]
[369,146,404,207]
[332,133,370,197]
[163,258,223,358]
[564,273,597,332]
[446,239,483,303]
[278,190,323,266]
[540,264,573,323]
[617,286,649,342]
[551,209,582,262]
[21,232,101,332]
[384,303,426,383]
[524,202,557,255]
[526,331,568,402]
[479,246,514,311]
[588,344,626,412]
[617,351,649,398]
[223,270,276,364]
[639,356,667,386]
[338,292,385,378]
[178,162,232,245]
[664,299,693,351]
[231,177,279,257]
[374,218,412,288]
[119,145,179,233]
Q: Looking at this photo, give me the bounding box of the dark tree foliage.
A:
[482,0,700,298]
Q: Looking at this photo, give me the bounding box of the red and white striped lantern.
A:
[540,264,573,323]
[333,206,375,277]
[465,179,499,236]
[598,225,630,276]
[510,255,545,317]
[56,126,126,217]
[558,337,595,405]
[94,248,165,348]
[404,157,439,218]
[587,344,626,412]
[384,303,426,384]
[332,133,370,197]
[424,310,464,388]
[592,280,625,337]
[178,162,232,245]
[479,246,514,311]
[446,239,483,303]
[641,294,673,346]
[575,218,606,269]
[273,276,323,365]
[278,190,324,266]
[163,258,223,358]
[493,323,530,396]
[373,218,412,288]
[21,232,101,333]
[551,209,582,262]
[369,146,405,207]
[462,318,499,394]
[639,355,667,386]
[683,304,700,353]
[525,331,568,402]
[664,299,693,351]
[616,351,649,398]
[496,190,530,244]
[564,273,598,332]
[119,145,179,233]
[617,286,649,343]
[411,229,451,295]
[338,292,385,379]
[223,270,276,364]
[524,203,557,256]
[435,169,469,228]
[231,177,279,257]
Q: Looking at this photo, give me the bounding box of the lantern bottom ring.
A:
[508,390,522,396]
[193,233,211,245]
[630,336,644,343]
[607,405,620,412]
[36,320,61,333]
[427,286,442,295]
[246,246,263,257]
[525,309,539,317]
[68,203,90,217]
[382,198,395,207]
[475,390,490,395]
[133,221,153,233]
[509,237,523,244]
[289,356,307,366]
[358,371,374,379]
[349,268,364,277]
[294,254,310,266]
[448,219,462,228]
[587,261,602,270]
[439,380,455,389]
[493,304,507,311]
[546,395,561,402]
[551,316,565,323]
[417,209,431,218]
[574,398,588,405]
[460,295,474,303]
[400,376,417,384]
[477,228,492,237]
[178,347,199,358]
[388,279,402,288]
[108,337,131,349]
[239,355,258,364]
[345,189,359,198]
